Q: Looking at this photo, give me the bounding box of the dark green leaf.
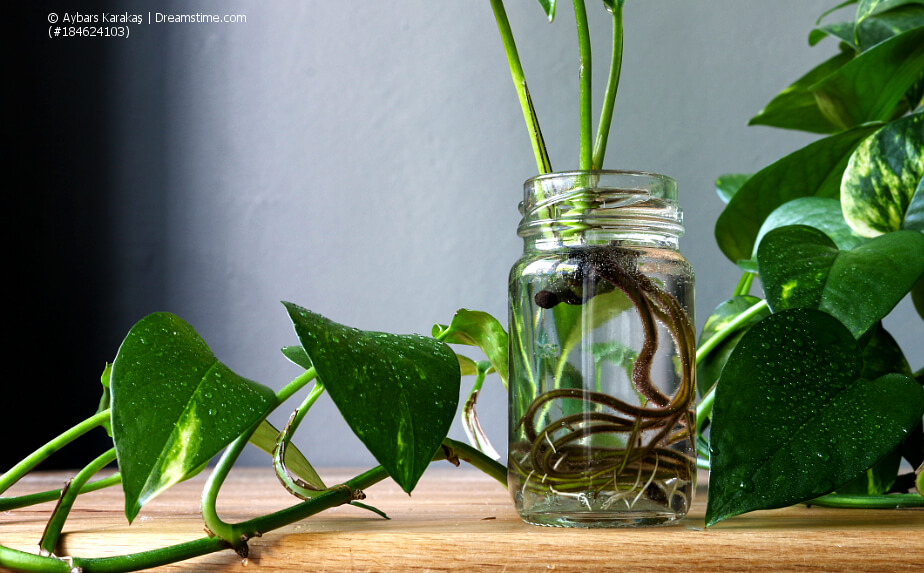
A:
[706,309,924,526]
[905,177,924,230]
[912,274,924,321]
[859,322,913,379]
[285,302,460,494]
[842,113,924,236]
[715,173,752,204]
[433,309,509,390]
[750,50,855,133]
[810,25,924,129]
[809,21,858,48]
[751,197,867,259]
[281,345,313,370]
[857,6,924,47]
[249,419,325,490]
[757,225,924,337]
[696,295,771,397]
[715,124,880,263]
[110,313,276,522]
[835,448,903,493]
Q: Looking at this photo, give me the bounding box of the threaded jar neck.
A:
[518,170,684,250]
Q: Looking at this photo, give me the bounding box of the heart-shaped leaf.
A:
[433,309,509,390]
[696,295,771,397]
[715,124,880,263]
[810,25,924,129]
[110,312,276,522]
[749,50,855,134]
[842,113,924,236]
[757,225,924,337]
[285,302,460,494]
[706,309,924,526]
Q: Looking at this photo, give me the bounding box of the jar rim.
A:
[524,170,678,201]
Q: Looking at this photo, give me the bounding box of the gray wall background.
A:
[85,0,920,467]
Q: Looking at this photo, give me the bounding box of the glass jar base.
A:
[518,510,684,528]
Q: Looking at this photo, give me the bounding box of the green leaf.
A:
[285,302,460,494]
[809,21,858,48]
[818,0,859,25]
[810,25,924,129]
[857,0,924,25]
[696,295,771,397]
[433,309,509,390]
[110,312,277,522]
[715,173,752,204]
[96,363,113,437]
[706,309,924,526]
[752,197,868,259]
[536,0,556,21]
[715,124,880,263]
[281,345,313,370]
[834,448,903,494]
[857,6,924,48]
[249,419,325,490]
[905,176,924,230]
[757,225,924,337]
[913,274,924,321]
[842,113,924,236]
[859,322,914,379]
[750,50,855,133]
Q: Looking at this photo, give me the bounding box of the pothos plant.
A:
[1,1,923,571]
[698,0,924,525]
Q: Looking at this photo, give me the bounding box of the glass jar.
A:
[508,170,696,527]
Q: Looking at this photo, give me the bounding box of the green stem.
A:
[732,272,755,297]
[0,473,122,512]
[0,410,110,496]
[695,386,716,436]
[443,437,508,487]
[695,299,769,364]
[805,493,924,508]
[591,1,624,170]
[40,448,117,556]
[573,0,593,170]
[489,0,552,173]
[201,368,317,550]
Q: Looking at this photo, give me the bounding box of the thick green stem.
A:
[592,2,624,169]
[573,0,593,170]
[695,299,769,364]
[0,410,110,496]
[806,493,924,508]
[40,448,117,556]
[733,272,755,297]
[489,0,552,173]
[0,473,122,511]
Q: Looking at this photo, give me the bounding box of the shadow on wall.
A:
[6,2,167,470]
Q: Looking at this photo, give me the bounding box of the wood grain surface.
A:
[2,467,922,572]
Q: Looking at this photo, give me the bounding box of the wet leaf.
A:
[747,197,867,264]
[433,309,509,390]
[285,302,460,494]
[757,225,924,337]
[706,309,924,526]
[696,295,771,397]
[842,113,924,236]
[912,274,924,321]
[110,313,276,522]
[810,25,924,129]
[749,50,855,133]
[715,173,752,204]
[281,345,313,370]
[715,124,880,263]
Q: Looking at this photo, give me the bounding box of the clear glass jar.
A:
[508,171,696,527]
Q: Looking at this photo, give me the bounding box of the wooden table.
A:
[2,468,922,572]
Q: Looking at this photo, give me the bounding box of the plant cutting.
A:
[698,0,924,526]
[3,0,924,571]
